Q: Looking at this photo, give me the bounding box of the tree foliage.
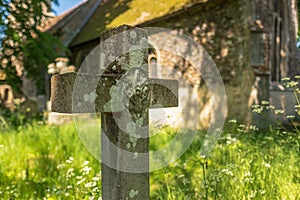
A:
[0,0,65,94]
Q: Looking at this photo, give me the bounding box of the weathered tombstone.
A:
[51,25,178,200]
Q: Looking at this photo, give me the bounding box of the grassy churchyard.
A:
[0,108,299,199]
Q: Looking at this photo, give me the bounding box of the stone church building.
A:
[42,0,299,127]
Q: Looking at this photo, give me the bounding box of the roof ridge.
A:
[42,0,89,32]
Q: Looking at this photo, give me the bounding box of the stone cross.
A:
[51,25,178,200]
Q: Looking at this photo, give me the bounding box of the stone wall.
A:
[142,0,254,126]
[68,0,298,127]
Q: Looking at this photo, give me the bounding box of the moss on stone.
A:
[71,0,200,46]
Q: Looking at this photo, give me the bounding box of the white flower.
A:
[261,101,269,105]
[287,115,295,119]
[275,109,284,115]
[66,168,75,178]
[92,177,100,181]
[83,161,89,166]
[221,169,233,176]
[244,171,251,177]
[249,125,259,131]
[281,77,290,81]
[57,164,66,169]
[77,178,86,185]
[85,182,97,188]
[66,157,74,164]
[265,163,271,168]
[67,185,73,189]
[81,166,92,175]
[285,81,298,88]
[228,119,237,123]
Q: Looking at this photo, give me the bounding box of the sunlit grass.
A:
[0,120,299,199]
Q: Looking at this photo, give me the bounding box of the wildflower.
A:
[265,163,271,168]
[249,125,259,131]
[221,169,233,176]
[268,105,275,110]
[228,119,237,123]
[295,75,300,79]
[252,105,263,113]
[77,178,86,185]
[250,190,257,198]
[66,168,75,178]
[83,161,89,166]
[57,164,66,169]
[281,77,290,81]
[237,128,246,133]
[92,176,100,181]
[275,109,284,115]
[261,101,269,105]
[251,105,260,109]
[81,166,92,175]
[244,171,251,177]
[287,115,295,119]
[76,176,83,179]
[93,187,100,193]
[239,124,246,128]
[66,157,74,164]
[85,182,97,188]
[285,81,298,88]
[259,190,266,195]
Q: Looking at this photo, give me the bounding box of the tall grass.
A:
[0,120,299,199]
[0,122,101,199]
[150,126,300,199]
[0,77,299,199]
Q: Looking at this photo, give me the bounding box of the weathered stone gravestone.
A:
[51,25,178,200]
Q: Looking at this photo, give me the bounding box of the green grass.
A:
[151,126,300,199]
[0,120,299,199]
[0,122,101,199]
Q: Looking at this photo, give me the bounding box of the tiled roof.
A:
[43,0,209,47]
[41,0,101,46]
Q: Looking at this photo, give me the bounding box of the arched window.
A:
[149,56,158,78]
[148,45,160,78]
[4,88,9,102]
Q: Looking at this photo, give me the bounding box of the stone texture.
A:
[48,0,299,127]
[143,0,254,126]
[51,73,178,113]
[51,25,178,200]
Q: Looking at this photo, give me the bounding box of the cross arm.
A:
[51,72,178,113]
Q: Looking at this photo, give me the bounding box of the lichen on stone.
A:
[129,189,139,198]
[83,92,97,103]
[130,31,137,39]
[133,152,139,159]
[126,122,136,133]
